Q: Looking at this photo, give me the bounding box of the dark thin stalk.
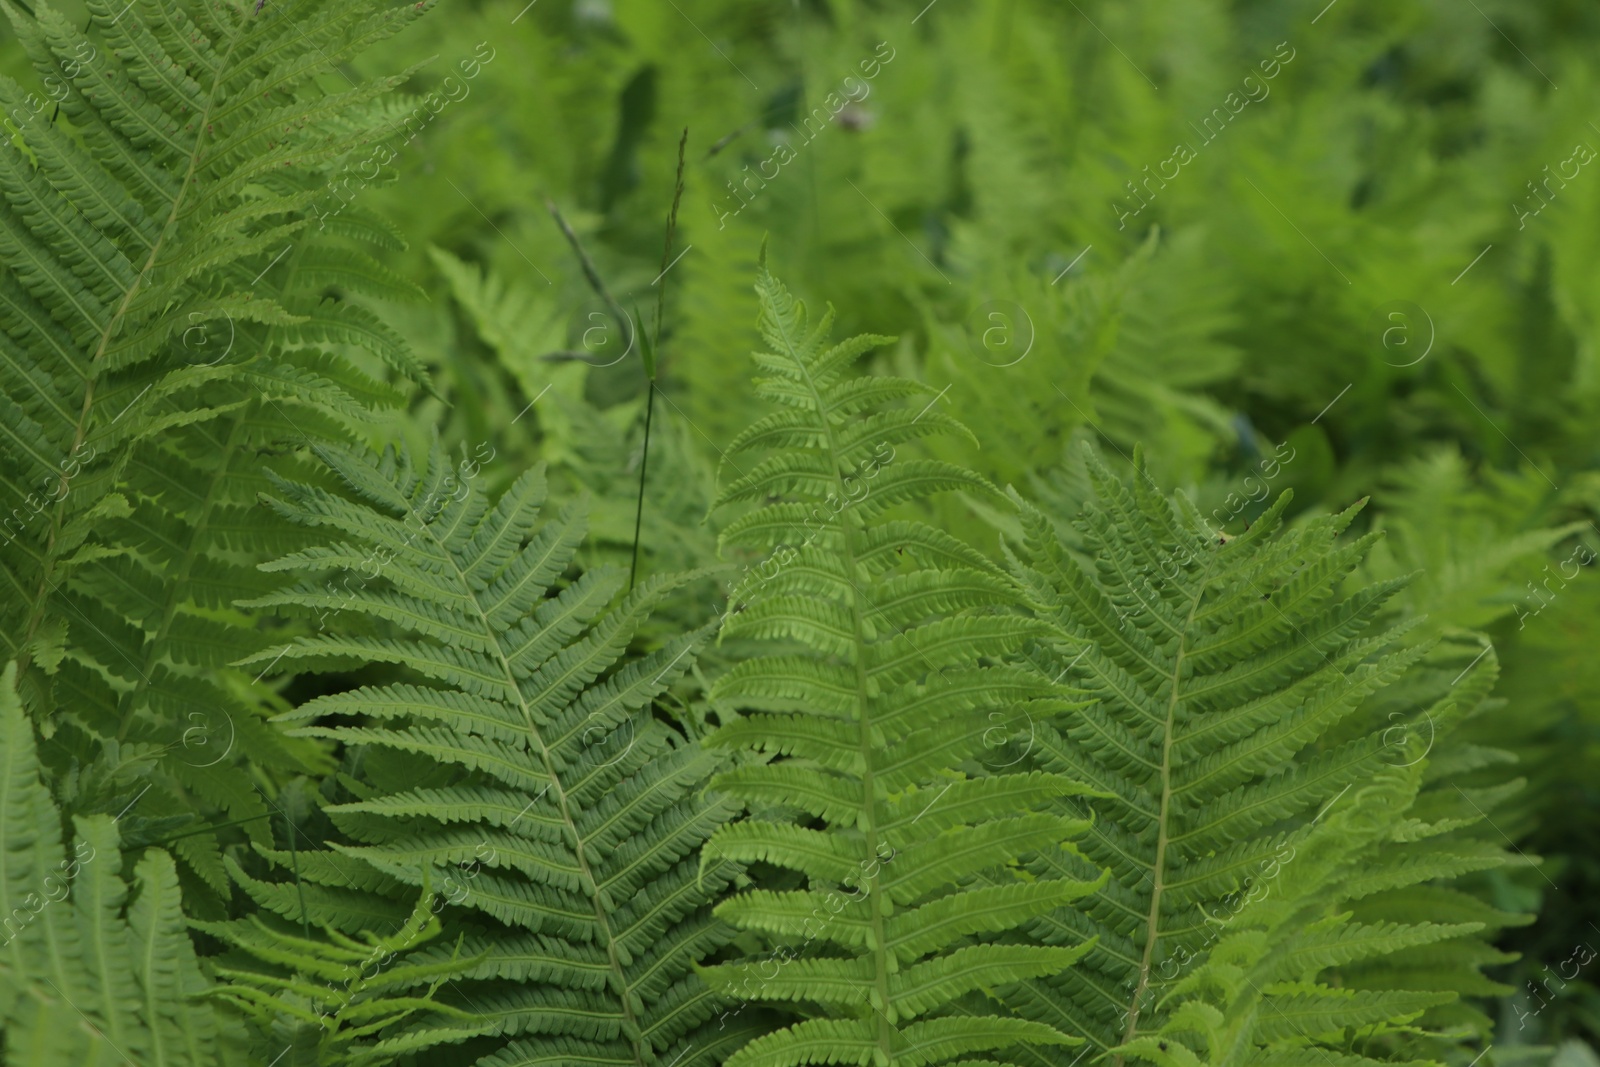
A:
[628,128,690,590]
[544,131,687,591]
[654,128,689,355]
[629,382,656,589]
[543,197,633,349]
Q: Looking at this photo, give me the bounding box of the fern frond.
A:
[243,437,754,1067]
[704,266,1100,1067]
[996,446,1515,1067]
[0,0,433,901]
[198,877,488,1065]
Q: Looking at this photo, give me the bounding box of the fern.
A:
[0,0,431,677]
[430,245,722,587]
[1116,770,1463,1067]
[700,264,1104,1067]
[200,879,486,1065]
[0,0,433,901]
[237,437,754,1067]
[995,447,1516,1066]
[0,659,246,1065]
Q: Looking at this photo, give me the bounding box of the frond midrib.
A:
[1115,548,1217,1060]
[18,16,247,671]
[411,500,650,1067]
[769,301,895,1058]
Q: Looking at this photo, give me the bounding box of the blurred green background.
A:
[9,0,1600,1054]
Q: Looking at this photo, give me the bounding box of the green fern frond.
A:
[995,445,1515,1067]
[199,877,488,1065]
[0,0,434,674]
[0,0,435,903]
[1115,772,1479,1067]
[702,266,1102,1067]
[241,437,754,1067]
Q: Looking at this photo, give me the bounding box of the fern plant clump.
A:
[0,0,436,915]
[0,1,1579,1063]
[232,439,757,1067]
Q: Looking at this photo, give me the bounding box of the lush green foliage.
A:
[0,0,431,921]
[698,267,1103,1067]
[1,0,1596,1065]
[0,660,246,1064]
[235,438,753,1067]
[997,451,1523,1066]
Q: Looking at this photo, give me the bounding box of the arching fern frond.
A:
[1115,764,1493,1067]
[701,265,1104,1067]
[994,446,1516,1067]
[239,438,755,1067]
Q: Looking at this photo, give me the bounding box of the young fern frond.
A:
[1115,747,1508,1067]
[0,660,244,1065]
[995,446,1514,1066]
[1113,772,1436,1067]
[701,266,1104,1067]
[240,438,754,1067]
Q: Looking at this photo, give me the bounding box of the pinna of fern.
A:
[234,437,758,1067]
[700,262,1106,1067]
[0,0,436,907]
[991,446,1517,1067]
